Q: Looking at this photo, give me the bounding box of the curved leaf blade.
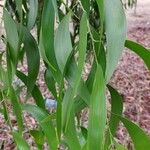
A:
[23,104,58,150]
[27,0,38,30]
[10,87,23,133]
[87,65,106,150]
[54,13,72,73]
[105,85,123,149]
[108,85,123,135]
[3,9,19,63]
[125,40,150,69]
[119,117,150,150]
[13,131,30,150]
[62,12,88,129]
[40,0,62,83]
[23,30,40,94]
[16,71,45,109]
[45,69,57,99]
[15,0,22,21]
[104,0,127,83]
[30,129,44,150]
[64,109,81,150]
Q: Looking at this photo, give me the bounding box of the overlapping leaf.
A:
[87,65,106,150]
[10,87,23,133]
[3,9,19,64]
[13,131,30,150]
[23,29,40,94]
[16,71,45,109]
[40,0,62,83]
[62,13,87,130]
[105,85,123,149]
[23,104,58,150]
[54,12,72,73]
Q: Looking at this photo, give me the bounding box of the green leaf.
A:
[91,28,106,74]
[104,0,127,83]
[96,0,104,45]
[115,143,127,150]
[87,65,106,150]
[54,12,72,73]
[52,0,59,20]
[40,0,55,64]
[15,0,22,21]
[23,29,40,94]
[62,13,88,129]
[125,40,150,69]
[23,104,58,150]
[80,0,90,15]
[30,129,45,150]
[16,71,45,109]
[10,87,23,133]
[0,91,9,122]
[13,131,30,150]
[80,126,88,140]
[3,9,19,63]
[27,0,38,30]
[64,109,81,150]
[40,0,62,83]
[119,116,150,150]
[62,87,74,130]
[6,46,15,85]
[78,12,88,74]
[105,85,123,149]
[108,85,123,136]
[45,69,57,99]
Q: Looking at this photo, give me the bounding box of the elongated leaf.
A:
[105,85,123,149]
[125,40,150,69]
[87,65,106,150]
[45,69,57,99]
[78,12,88,73]
[6,46,15,86]
[13,131,30,150]
[40,0,62,83]
[16,71,45,109]
[23,104,58,150]
[62,87,73,130]
[54,13,72,73]
[30,129,44,150]
[62,13,87,129]
[96,0,104,35]
[66,58,90,105]
[15,0,22,20]
[27,0,38,30]
[0,91,9,122]
[81,0,90,15]
[10,87,23,133]
[23,29,40,94]
[119,116,150,150]
[40,0,55,63]
[52,0,59,20]
[3,9,19,63]
[64,109,81,150]
[104,0,127,83]
[108,85,123,135]
[91,28,106,73]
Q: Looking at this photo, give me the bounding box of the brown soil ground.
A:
[0,0,150,149]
